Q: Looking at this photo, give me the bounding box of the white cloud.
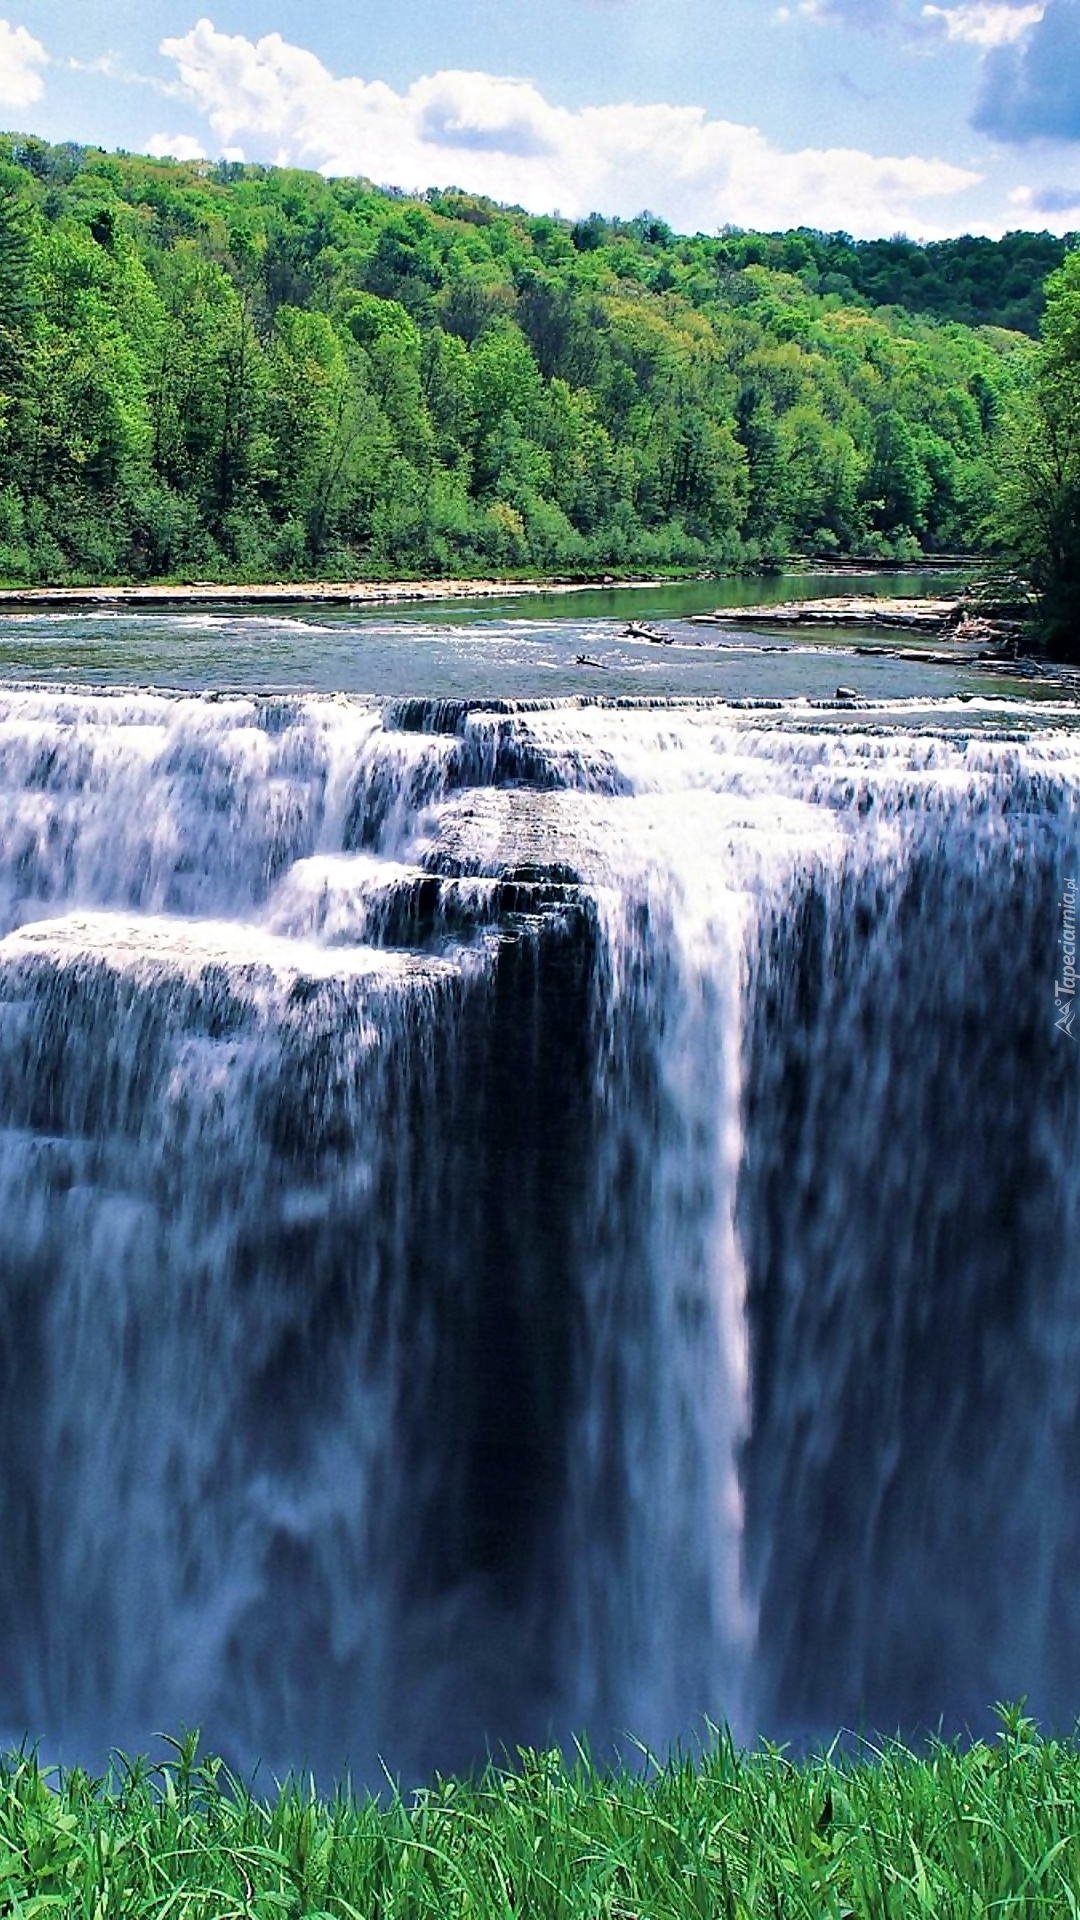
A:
[783,0,1048,44]
[784,0,907,27]
[921,3,1045,45]
[0,18,46,109]
[67,51,183,100]
[1008,178,1080,215]
[158,17,980,239]
[146,132,207,161]
[974,0,1080,144]
[414,72,558,157]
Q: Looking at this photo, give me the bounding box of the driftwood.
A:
[624,622,674,644]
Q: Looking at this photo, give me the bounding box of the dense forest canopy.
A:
[0,131,1063,584]
[995,247,1080,661]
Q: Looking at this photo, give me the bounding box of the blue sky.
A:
[0,0,1078,237]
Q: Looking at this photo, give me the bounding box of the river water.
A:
[0,571,1044,703]
[0,578,1075,1782]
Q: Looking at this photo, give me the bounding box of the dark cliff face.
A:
[0,687,1077,1781]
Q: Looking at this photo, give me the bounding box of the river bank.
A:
[0,575,670,614]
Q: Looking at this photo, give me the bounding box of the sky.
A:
[0,0,1078,240]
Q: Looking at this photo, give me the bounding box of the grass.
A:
[3,1708,1080,1918]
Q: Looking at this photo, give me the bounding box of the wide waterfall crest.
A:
[0,685,1077,1779]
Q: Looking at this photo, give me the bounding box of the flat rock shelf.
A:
[692,595,964,631]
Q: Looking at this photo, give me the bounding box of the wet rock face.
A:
[0,686,1077,1779]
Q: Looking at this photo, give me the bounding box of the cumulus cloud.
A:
[974,0,1080,139]
[146,132,207,161]
[1009,178,1080,207]
[414,73,558,156]
[0,18,46,108]
[157,17,979,238]
[922,2,1044,44]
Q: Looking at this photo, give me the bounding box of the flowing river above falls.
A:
[0,584,1076,1784]
[0,570,1052,703]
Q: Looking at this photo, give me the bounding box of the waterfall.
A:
[0,685,1077,1778]
[741,812,1080,1737]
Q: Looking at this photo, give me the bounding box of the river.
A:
[0,569,1045,703]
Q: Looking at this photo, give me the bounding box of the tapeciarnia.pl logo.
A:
[1056,876,1077,1039]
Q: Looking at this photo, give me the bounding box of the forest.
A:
[0,131,1069,587]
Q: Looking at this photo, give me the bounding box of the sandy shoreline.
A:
[0,576,666,613]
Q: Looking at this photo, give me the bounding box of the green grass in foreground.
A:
[3,1710,1080,1919]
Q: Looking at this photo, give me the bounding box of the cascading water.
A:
[0,682,1076,1780]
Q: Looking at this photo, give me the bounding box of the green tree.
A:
[0,134,1043,582]
[267,308,377,558]
[0,182,35,403]
[997,249,1080,659]
[864,408,932,537]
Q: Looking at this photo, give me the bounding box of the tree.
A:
[997,249,1080,660]
[267,308,376,557]
[0,184,35,401]
[864,409,932,537]
[0,134,1042,582]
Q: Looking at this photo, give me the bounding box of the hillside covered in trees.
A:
[0,133,1059,584]
[995,245,1080,661]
